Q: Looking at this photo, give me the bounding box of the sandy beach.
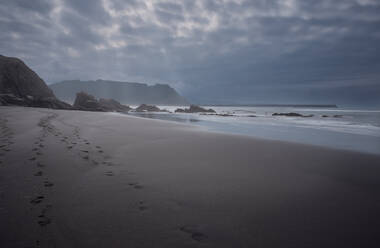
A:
[1,106,380,248]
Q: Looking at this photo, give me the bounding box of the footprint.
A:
[36,152,43,156]
[81,150,89,153]
[67,146,73,149]
[104,171,114,176]
[30,196,44,205]
[38,217,51,226]
[29,157,36,161]
[34,171,43,176]
[102,161,113,166]
[44,181,54,187]
[179,226,208,242]
[129,183,143,189]
[138,201,148,211]
[37,162,45,168]
[83,155,89,160]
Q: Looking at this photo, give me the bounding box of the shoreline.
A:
[1,106,380,247]
[123,110,379,156]
[124,110,380,155]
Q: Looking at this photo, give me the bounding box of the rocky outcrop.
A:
[199,113,235,117]
[272,112,313,117]
[321,114,343,118]
[73,91,130,112]
[73,92,104,111]
[99,98,131,112]
[0,55,72,109]
[175,105,216,113]
[134,104,162,112]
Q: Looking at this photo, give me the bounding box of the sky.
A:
[1,0,380,107]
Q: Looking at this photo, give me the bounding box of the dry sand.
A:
[1,106,380,248]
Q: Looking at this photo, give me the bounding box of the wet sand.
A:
[1,106,380,248]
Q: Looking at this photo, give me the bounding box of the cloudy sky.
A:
[1,0,380,106]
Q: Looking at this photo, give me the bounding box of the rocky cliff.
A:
[50,79,188,105]
[0,55,71,109]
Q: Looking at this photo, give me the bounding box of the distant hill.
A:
[49,80,189,105]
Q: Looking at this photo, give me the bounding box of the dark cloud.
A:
[0,0,379,107]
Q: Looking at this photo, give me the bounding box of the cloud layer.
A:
[1,0,380,106]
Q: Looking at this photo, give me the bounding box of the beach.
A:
[1,106,380,247]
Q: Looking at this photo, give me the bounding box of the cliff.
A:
[0,55,71,109]
[49,79,188,105]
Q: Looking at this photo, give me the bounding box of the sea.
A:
[127,105,380,155]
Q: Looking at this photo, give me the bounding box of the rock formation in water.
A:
[175,105,216,113]
[99,98,131,112]
[134,104,162,112]
[200,113,235,117]
[73,91,131,112]
[0,55,71,109]
[272,112,313,117]
[50,79,188,105]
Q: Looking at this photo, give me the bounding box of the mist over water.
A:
[127,106,380,155]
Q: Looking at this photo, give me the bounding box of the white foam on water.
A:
[129,106,380,154]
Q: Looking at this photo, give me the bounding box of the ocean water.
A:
[127,106,380,155]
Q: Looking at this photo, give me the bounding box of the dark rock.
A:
[99,98,131,112]
[73,91,130,112]
[73,92,104,111]
[273,112,302,117]
[174,108,185,113]
[175,105,216,113]
[30,96,72,109]
[200,113,234,117]
[0,55,72,109]
[135,104,161,112]
[322,115,329,117]
[272,112,313,117]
